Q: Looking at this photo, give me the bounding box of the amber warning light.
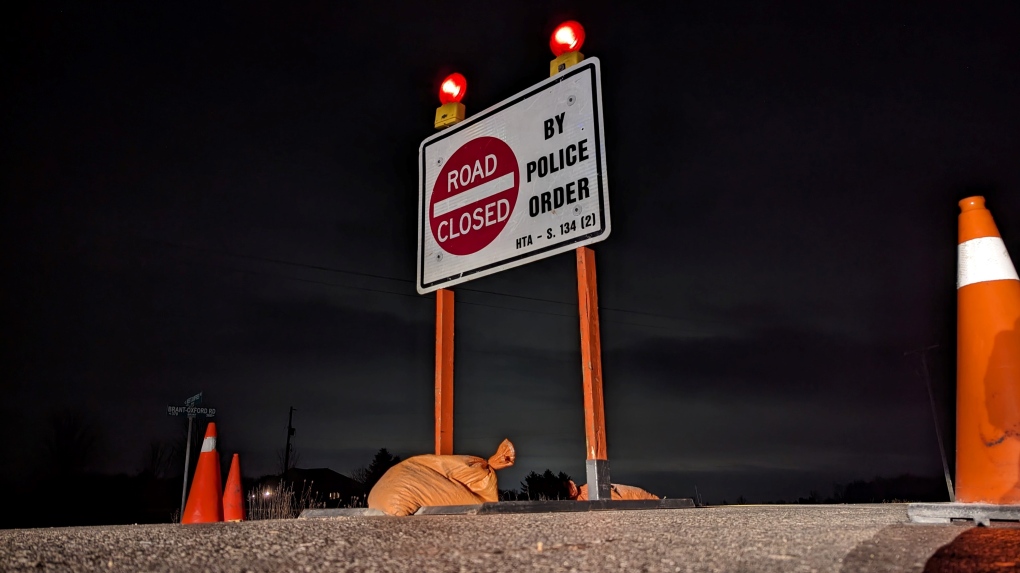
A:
[439,73,467,104]
[550,21,585,56]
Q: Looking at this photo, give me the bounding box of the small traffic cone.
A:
[182,422,223,524]
[955,196,1020,505]
[223,453,245,522]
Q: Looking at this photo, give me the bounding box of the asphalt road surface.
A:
[2,504,1018,572]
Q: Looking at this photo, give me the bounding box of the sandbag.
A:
[568,480,659,501]
[367,439,515,516]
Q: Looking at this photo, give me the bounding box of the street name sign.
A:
[417,58,609,294]
[166,405,216,418]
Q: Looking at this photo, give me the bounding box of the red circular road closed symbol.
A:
[430,137,519,256]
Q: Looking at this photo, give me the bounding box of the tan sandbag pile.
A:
[367,439,515,516]
[568,480,659,501]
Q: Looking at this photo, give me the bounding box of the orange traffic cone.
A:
[955,196,1020,505]
[223,453,245,522]
[181,422,223,524]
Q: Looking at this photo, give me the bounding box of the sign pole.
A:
[431,77,465,456]
[179,415,194,520]
[548,23,612,500]
[170,391,208,521]
[576,246,611,499]
[435,288,455,454]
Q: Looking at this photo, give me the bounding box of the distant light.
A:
[439,73,467,105]
[550,21,585,56]
[263,490,271,497]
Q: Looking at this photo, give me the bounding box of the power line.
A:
[457,299,576,319]
[150,239,413,285]
[160,252,705,334]
[460,286,573,307]
[158,253,424,300]
[151,238,717,328]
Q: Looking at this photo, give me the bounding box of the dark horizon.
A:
[4,0,1019,517]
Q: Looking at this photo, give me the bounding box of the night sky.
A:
[4,1,1020,504]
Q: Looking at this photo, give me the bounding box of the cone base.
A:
[908,502,1020,526]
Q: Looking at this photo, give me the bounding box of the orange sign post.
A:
[576,245,611,498]
[545,17,612,503]
[434,288,455,455]
[546,19,612,500]
[431,73,467,455]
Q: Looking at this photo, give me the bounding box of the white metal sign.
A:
[417,58,609,294]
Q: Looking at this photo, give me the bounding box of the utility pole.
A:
[905,344,955,502]
[283,406,296,474]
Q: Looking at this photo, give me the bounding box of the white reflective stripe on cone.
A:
[958,236,1020,288]
[201,437,217,452]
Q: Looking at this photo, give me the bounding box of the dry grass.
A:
[246,480,325,520]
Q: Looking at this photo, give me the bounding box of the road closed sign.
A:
[429,136,519,256]
[417,58,609,294]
